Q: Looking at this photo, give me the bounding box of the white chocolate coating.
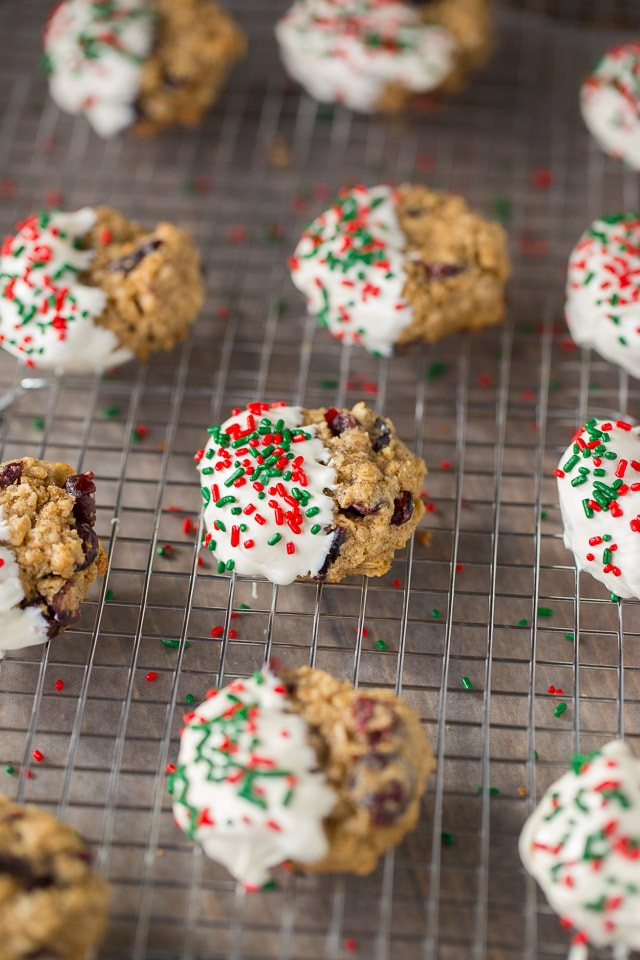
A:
[581,43,640,171]
[197,403,337,585]
[289,184,413,356]
[566,214,640,379]
[44,0,155,138]
[556,418,640,600]
[0,208,133,373]
[275,0,456,113]
[520,741,640,957]
[0,535,49,659]
[170,668,337,888]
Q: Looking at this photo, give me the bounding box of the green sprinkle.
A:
[240,603,251,610]
[554,702,568,717]
[305,506,320,517]
[310,524,321,534]
[157,546,168,557]
[564,632,574,641]
[185,694,195,704]
[225,559,234,571]
[160,638,190,650]
[32,417,44,430]
[267,533,282,546]
[492,194,512,224]
[540,510,547,519]
[217,561,226,573]
[262,880,279,891]
[4,765,14,775]
[431,608,442,618]
[103,405,120,419]
[610,593,620,603]
[534,751,539,761]
[201,487,211,505]
[537,607,553,617]
[461,676,473,690]
[375,640,387,650]
[517,618,529,627]
[441,831,456,846]
[320,379,338,389]
[426,361,447,381]
[215,495,236,507]
[489,787,500,795]
[105,589,114,602]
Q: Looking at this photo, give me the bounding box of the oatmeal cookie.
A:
[0,206,203,372]
[0,793,109,960]
[275,0,492,114]
[44,0,245,138]
[581,42,640,171]
[0,458,107,656]
[565,213,640,378]
[520,740,640,956]
[169,664,433,886]
[289,183,510,356]
[556,417,640,600]
[196,400,426,584]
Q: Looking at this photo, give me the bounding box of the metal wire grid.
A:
[1,2,640,958]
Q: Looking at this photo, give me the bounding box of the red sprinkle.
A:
[54,679,64,692]
[532,168,553,188]
[146,672,158,682]
[32,750,44,763]
[344,940,358,953]
[211,626,224,638]
[166,763,176,774]
[477,374,492,387]
[182,517,192,534]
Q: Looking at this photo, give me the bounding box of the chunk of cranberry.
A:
[371,417,391,452]
[0,461,23,488]
[315,526,347,579]
[47,583,80,630]
[64,473,97,526]
[107,239,163,275]
[351,696,376,730]
[324,407,359,436]
[390,491,414,526]
[75,524,99,570]
[423,262,465,281]
[364,779,410,827]
[342,500,382,517]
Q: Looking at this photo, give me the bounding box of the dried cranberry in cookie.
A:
[520,741,640,957]
[0,458,107,657]
[556,418,640,599]
[289,184,510,356]
[581,42,640,170]
[566,214,640,378]
[169,664,433,885]
[196,401,426,584]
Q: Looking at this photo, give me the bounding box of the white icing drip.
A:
[197,403,337,585]
[565,215,640,379]
[520,741,640,954]
[557,419,640,599]
[44,0,155,138]
[0,208,133,373]
[275,0,456,113]
[290,184,412,356]
[171,668,337,887]
[0,543,48,658]
[581,43,640,171]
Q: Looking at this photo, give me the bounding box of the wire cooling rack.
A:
[1,2,640,958]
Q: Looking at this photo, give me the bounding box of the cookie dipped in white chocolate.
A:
[581,42,640,171]
[169,667,337,888]
[289,184,413,357]
[0,542,49,658]
[44,0,155,138]
[196,402,337,585]
[0,209,133,373]
[520,740,640,959]
[566,214,640,378]
[275,0,456,113]
[556,418,640,599]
